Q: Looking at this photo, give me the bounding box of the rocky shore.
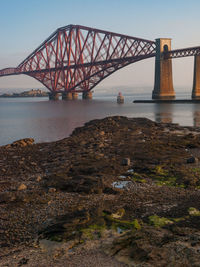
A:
[1,116,200,266]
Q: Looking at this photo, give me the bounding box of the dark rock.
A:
[103,186,122,194]
[0,192,17,203]
[186,156,198,164]
[18,258,29,265]
[45,173,104,194]
[40,209,91,240]
[64,175,104,194]
[121,158,131,166]
[105,226,200,266]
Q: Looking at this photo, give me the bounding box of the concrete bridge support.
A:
[82,91,92,99]
[62,92,73,100]
[192,55,200,99]
[62,92,79,100]
[72,92,78,100]
[152,38,175,99]
[49,92,60,100]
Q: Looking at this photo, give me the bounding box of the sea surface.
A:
[1,88,200,146]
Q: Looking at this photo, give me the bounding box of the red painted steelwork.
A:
[0,25,156,92]
[164,46,200,59]
[0,67,21,76]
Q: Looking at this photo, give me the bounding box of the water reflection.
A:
[1,96,200,146]
[154,103,173,124]
[193,103,200,127]
[193,111,200,127]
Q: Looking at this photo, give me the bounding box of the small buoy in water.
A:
[117,92,124,104]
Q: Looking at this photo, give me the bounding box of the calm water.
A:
[1,89,200,146]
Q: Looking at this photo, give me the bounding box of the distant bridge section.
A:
[164,46,200,59]
[0,67,20,76]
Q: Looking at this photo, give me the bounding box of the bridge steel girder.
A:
[164,46,200,59]
[0,25,156,92]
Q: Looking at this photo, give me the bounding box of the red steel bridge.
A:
[0,24,200,99]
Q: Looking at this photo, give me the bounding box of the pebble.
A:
[36,176,42,182]
[18,184,27,191]
[99,131,105,136]
[48,188,56,193]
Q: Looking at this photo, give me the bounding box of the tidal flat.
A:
[1,116,200,266]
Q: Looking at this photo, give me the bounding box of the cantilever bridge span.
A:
[0,24,156,99]
[0,24,200,100]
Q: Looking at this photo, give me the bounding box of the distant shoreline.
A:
[0,89,48,98]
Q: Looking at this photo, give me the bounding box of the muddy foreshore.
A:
[1,116,200,266]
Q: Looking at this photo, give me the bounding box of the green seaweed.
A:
[131,172,147,183]
[149,215,174,227]
[105,214,141,231]
[172,217,186,222]
[80,223,106,240]
[154,165,168,176]
[132,219,141,230]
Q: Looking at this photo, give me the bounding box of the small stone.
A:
[186,156,198,164]
[36,175,42,182]
[100,131,105,136]
[80,141,87,146]
[122,158,131,166]
[49,187,56,193]
[18,184,27,191]
[99,143,104,148]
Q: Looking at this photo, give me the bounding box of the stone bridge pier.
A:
[49,92,60,100]
[152,38,175,99]
[192,55,200,99]
[62,92,79,100]
[152,38,200,100]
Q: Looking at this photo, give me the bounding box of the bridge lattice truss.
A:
[0,25,156,92]
[165,46,200,59]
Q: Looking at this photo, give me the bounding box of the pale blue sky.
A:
[0,0,200,90]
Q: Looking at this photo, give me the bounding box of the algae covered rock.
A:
[149,215,174,227]
[105,225,200,266]
[188,207,200,216]
[111,209,125,219]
